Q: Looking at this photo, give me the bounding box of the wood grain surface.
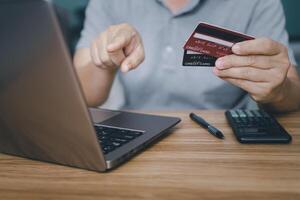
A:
[0,110,299,200]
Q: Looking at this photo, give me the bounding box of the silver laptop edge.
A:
[0,0,180,172]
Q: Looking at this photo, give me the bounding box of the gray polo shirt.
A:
[77,0,297,110]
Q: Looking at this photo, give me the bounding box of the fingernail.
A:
[215,59,224,69]
[213,67,220,75]
[232,44,241,53]
[131,32,137,37]
[107,44,116,52]
[121,64,129,73]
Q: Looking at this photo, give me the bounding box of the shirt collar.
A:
[156,0,202,17]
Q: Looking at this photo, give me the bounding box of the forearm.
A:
[74,48,116,107]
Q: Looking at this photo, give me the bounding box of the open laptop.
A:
[0,0,181,172]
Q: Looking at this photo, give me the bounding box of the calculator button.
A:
[230,110,239,118]
[253,110,262,117]
[239,128,257,133]
[237,110,247,117]
[245,110,254,117]
[239,129,267,135]
[261,111,270,118]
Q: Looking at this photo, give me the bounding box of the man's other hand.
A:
[214,38,292,105]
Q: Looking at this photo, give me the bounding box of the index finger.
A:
[232,38,282,56]
[107,30,135,52]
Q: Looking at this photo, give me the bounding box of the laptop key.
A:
[94,125,144,154]
[123,134,136,139]
[129,131,143,136]
[111,138,128,143]
[112,142,121,147]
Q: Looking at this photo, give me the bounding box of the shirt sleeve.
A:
[76,0,114,49]
[76,0,125,109]
[245,0,298,71]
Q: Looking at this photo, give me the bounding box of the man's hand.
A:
[74,23,145,106]
[90,23,145,73]
[213,38,291,104]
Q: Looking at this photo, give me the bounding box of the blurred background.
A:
[53,0,300,64]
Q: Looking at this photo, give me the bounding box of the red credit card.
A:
[183,23,254,58]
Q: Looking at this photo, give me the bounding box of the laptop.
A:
[0,0,181,172]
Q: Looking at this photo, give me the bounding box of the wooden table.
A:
[0,110,299,200]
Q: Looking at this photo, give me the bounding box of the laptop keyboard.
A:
[94,125,144,155]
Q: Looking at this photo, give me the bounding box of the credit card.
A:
[182,50,217,67]
[183,23,254,58]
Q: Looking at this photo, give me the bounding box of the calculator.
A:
[225,110,292,144]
